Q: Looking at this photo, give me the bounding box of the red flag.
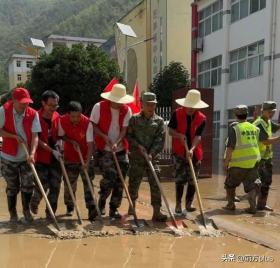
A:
[128,80,141,114]
[103,77,119,92]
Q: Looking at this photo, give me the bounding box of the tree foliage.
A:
[150,62,190,107]
[26,44,121,114]
[0,0,139,91]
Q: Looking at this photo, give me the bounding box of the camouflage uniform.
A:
[30,162,62,215]
[173,155,200,208]
[64,160,95,210]
[127,109,165,210]
[1,158,34,196]
[98,150,129,212]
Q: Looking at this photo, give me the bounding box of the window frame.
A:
[198,55,222,88]
[229,40,264,82]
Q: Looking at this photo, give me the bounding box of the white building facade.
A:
[8,54,36,90]
[193,0,279,160]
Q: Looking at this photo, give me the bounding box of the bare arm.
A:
[168,128,186,145]
[85,142,93,168]
[261,136,280,145]
[0,128,24,143]
[38,139,53,153]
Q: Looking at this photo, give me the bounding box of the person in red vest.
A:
[90,84,134,219]
[58,101,96,221]
[168,89,209,215]
[30,90,62,219]
[0,87,41,223]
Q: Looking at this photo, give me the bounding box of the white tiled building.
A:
[8,54,36,90]
[192,0,279,160]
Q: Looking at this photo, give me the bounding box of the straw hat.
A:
[175,89,209,109]
[101,84,134,104]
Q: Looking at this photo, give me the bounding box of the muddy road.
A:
[0,173,279,267]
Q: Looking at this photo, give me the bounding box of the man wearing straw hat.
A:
[90,83,133,219]
[168,89,208,215]
[0,87,41,223]
[58,101,96,221]
[127,92,167,222]
[253,101,280,211]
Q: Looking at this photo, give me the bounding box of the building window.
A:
[229,40,264,82]
[26,61,33,68]
[198,55,222,88]
[16,61,21,67]
[17,74,22,81]
[231,0,266,23]
[213,111,220,139]
[198,0,223,37]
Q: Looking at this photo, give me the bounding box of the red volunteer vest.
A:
[36,109,60,164]
[95,100,129,151]
[60,114,90,163]
[2,101,36,156]
[172,108,206,160]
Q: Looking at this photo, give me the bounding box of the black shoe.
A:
[109,209,122,219]
[21,193,33,223]
[66,206,74,216]
[7,195,18,223]
[175,203,182,215]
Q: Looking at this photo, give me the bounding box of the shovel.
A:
[184,143,218,236]
[76,146,103,224]
[111,150,144,228]
[143,153,189,236]
[58,156,83,225]
[21,143,60,231]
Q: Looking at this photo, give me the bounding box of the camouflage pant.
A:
[99,150,129,210]
[63,162,95,209]
[224,166,260,193]
[1,158,34,196]
[258,159,273,196]
[30,162,62,212]
[173,155,201,203]
[128,157,162,207]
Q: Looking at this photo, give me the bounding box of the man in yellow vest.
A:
[224,105,261,214]
[253,101,280,211]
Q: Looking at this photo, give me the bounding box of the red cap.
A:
[12,87,33,104]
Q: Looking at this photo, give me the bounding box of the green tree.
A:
[27,44,121,114]
[150,62,190,107]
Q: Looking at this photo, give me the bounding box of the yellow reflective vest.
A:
[253,117,272,160]
[229,121,260,168]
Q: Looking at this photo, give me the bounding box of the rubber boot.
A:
[223,188,236,210]
[127,200,135,216]
[30,199,38,215]
[88,205,98,222]
[98,198,106,216]
[245,189,257,214]
[21,192,34,223]
[185,184,196,212]
[152,205,168,222]
[175,184,183,215]
[46,202,57,220]
[7,195,18,223]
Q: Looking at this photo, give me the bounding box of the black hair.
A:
[41,90,59,102]
[67,101,82,112]
[236,114,247,120]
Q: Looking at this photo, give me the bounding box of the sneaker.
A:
[109,209,122,219]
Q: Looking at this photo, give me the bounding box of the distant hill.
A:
[0,0,139,91]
